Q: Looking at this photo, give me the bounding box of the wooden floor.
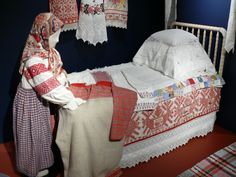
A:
[1,124,236,177]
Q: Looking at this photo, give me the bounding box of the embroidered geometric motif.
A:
[34,77,61,95]
[124,87,221,145]
[24,63,48,80]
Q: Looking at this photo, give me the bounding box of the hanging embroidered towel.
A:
[49,0,79,32]
[165,0,177,29]
[225,0,236,53]
[76,0,108,45]
[104,0,128,29]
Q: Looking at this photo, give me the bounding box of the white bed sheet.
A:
[67,62,223,111]
[68,62,178,111]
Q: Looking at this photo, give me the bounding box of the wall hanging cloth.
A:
[76,0,108,45]
[49,0,79,32]
[104,0,128,29]
[165,0,177,29]
[225,0,236,53]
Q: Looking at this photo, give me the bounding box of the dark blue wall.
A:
[0,1,164,143]
[178,0,236,133]
[177,0,231,28]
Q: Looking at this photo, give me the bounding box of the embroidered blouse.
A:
[20,49,85,110]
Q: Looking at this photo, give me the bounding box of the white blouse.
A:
[20,54,85,110]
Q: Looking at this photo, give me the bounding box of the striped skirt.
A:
[13,84,54,177]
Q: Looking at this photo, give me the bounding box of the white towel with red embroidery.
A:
[76,0,108,45]
[49,0,79,32]
[104,0,128,29]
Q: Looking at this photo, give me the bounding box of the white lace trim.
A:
[106,20,127,29]
[76,13,108,45]
[61,23,78,32]
[120,112,216,168]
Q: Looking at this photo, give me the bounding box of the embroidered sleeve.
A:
[24,56,85,109]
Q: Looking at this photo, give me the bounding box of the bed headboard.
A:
[171,21,227,76]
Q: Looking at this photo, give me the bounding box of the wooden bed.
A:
[120,21,227,168]
[55,21,227,177]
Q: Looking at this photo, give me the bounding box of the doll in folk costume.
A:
[13,12,85,177]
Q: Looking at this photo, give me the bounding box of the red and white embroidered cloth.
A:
[49,0,79,31]
[68,71,137,140]
[124,87,221,145]
[76,0,108,45]
[104,0,128,28]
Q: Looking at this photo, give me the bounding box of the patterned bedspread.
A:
[124,87,221,145]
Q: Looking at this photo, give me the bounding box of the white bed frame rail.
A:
[171,21,227,76]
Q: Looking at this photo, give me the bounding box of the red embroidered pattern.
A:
[80,3,104,15]
[124,87,221,145]
[49,0,79,25]
[104,0,128,28]
[34,77,61,95]
[105,12,128,22]
[24,63,48,80]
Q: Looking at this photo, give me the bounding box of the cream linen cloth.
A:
[56,98,123,177]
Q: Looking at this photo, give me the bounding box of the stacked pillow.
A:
[133,29,216,80]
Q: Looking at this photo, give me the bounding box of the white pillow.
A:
[163,43,216,80]
[150,29,198,46]
[133,29,216,80]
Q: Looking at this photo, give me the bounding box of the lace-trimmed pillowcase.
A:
[133,29,216,80]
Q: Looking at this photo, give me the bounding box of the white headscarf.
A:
[19,12,64,74]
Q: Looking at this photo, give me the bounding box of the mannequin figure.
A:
[13,12,85,177]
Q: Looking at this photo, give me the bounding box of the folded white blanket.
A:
[68,69,96,85]
[121,65,175,94]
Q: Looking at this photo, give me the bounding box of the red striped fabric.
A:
[68,71,137,141]
[178,142,236,177]
[110,84,137,140]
